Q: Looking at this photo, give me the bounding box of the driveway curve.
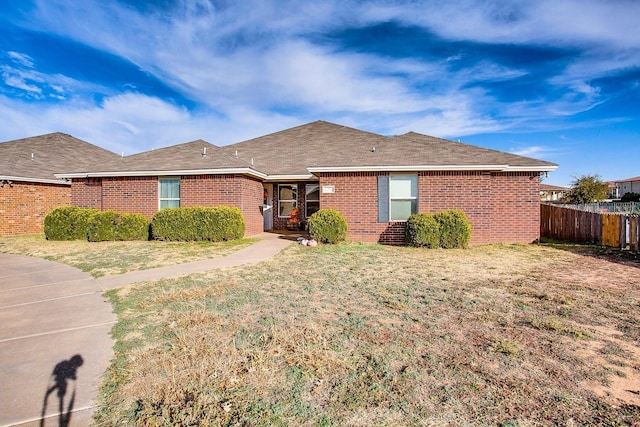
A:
[0,232,295,426]
[0,254,115,427]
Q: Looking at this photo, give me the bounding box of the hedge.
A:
[44,206,99,241]
[307,209,348,244]
[87,210,120,242]
[150,206,245,242]
[45,207,150,241]
[404,210,472,249]
[116,213,150,241]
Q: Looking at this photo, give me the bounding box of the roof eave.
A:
[0,175,70,185]
[55,168,268,180]
[307,164,559,173]
[264,174,316,182]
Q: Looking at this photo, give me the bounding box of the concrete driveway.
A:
[0,233,294,426]
[0,254,115,427]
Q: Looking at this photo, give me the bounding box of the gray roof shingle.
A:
[0,133,121,183]
[68,140,256,175]
[39,121,557,179]
[220,121,557,175]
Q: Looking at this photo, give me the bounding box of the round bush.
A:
[87,210,119,242]
[433,209,472,249]
[44,206,98,241]
[405,213,440,248]
[116,213,150,241]
[307,208,348,244]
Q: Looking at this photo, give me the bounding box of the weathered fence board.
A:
[602,214,620,247]
[541,204,601,244]
[541,204,639,251]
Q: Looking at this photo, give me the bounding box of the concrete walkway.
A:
[0,233,294,426]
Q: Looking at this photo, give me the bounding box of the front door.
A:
[263,184,273,231]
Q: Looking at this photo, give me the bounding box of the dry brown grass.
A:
[0,235,257,277]
[96,242,640,426]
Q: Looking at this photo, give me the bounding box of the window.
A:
[159,178,180,209]
[278,184,297,217]
[378,174,417,222]
[305,183,320,217]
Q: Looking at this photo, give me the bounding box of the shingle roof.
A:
[65,139,257,176]
[0,133,121,184]
[540,183,568,191]
[220,121,557,175]
[52,120,558,179]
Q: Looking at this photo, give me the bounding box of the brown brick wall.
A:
[182,174,263,236]
[71,174,264,237]
[0,181,70,236]
[317,171,541,246]
[102,177,158,218]
[316,172,392,242]
[71,178,103,209]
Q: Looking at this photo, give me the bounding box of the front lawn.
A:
[0,235,257,277]
[96,242,640,425]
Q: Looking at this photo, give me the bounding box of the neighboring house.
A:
[614,176,640,198]
[607,181,619,199]
[56,121,557,246]
[540,183,569,202]
[0,133,121,236]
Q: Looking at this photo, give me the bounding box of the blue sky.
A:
[1,0,638,186]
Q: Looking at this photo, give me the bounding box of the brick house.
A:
[56,121,557,245]
[540,183,569,202]
[0,133,121,236]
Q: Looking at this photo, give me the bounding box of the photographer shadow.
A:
[40,354,84,427]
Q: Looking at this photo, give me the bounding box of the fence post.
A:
[620,215,627,250]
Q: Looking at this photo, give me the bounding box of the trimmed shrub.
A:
[434,209,472,249]
[405,213,440,248]
[87,210,120,242]
[116,213,150,241]
[44,206,98,241]
[151,206,245,242]
[307,208,348,244]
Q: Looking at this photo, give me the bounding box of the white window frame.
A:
[278,184,298,218]
[389,174,417,221]
[159,177,180,209]
[305,183,320,218]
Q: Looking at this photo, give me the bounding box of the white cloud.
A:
[0,0,635,147]
[7,51,36,68]
[510,145,553,157]
[0,93,305,154]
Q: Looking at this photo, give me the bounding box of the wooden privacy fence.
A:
[541,203,640,251]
